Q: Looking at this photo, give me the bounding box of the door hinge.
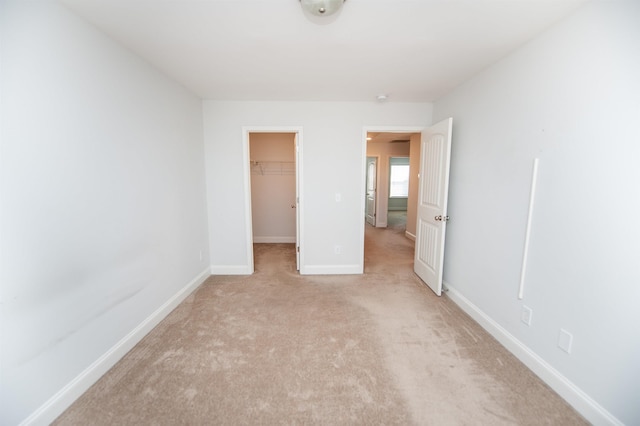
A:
[297,246,300,253]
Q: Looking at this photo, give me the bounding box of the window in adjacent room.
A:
[389,157,410,197]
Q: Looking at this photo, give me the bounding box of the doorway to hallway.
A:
[363,129,420,236]
[361,119,453,297]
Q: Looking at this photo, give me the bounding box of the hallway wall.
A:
[365,141,410,228]
[406,134,421,239]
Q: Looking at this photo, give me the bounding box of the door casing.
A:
[360,126,425,270]
[365,156,378,226]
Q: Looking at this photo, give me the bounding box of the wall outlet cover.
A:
[558,329,573,354]
[521,305,533,326]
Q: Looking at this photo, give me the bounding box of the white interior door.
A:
[295,133,300,271]
[414,118,453,296]
[365,157,377,226]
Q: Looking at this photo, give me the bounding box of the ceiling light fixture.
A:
[299,0,345,17]
[376,94,388,102]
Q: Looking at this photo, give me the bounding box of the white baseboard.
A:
[405,231,416,241]
[253,236,296,243]
[210,264,252,275]
[21,268,211,426]
[443,281,622,426]
[301,264,362,275]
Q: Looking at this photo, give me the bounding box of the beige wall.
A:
[366,140,412,228]
[406,134,421,239]
[249,133,296,242]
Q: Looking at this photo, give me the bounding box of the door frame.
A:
[365,156,379,227]
[243,126,304,273]
[360,126,425,269]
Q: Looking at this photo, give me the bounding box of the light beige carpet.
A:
[54,223,586,425]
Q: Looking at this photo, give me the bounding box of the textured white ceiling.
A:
[61,0,585,102]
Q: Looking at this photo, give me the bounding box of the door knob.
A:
[435,215,442,221]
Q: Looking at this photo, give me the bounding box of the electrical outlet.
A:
[558,329,573,354]
[334,245,341,255]
[521,305,533,326]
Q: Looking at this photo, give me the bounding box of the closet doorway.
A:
[244,128,302,272]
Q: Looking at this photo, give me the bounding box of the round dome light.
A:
[299,0,345,17]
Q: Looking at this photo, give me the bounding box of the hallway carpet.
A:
[54,225,586,425]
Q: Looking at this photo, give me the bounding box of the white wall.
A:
[203,101,432,274]
[250,133,296,242]
[434,2,640,424]
[0,2,210,424]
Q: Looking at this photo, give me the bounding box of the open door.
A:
[365,157,377,226]
[414,118,453,296]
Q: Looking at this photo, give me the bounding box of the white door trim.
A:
[242,126,304,273]
[365,156,378,226]
[360,126,426,271]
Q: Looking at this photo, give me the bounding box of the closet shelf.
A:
[251,160,295,176]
